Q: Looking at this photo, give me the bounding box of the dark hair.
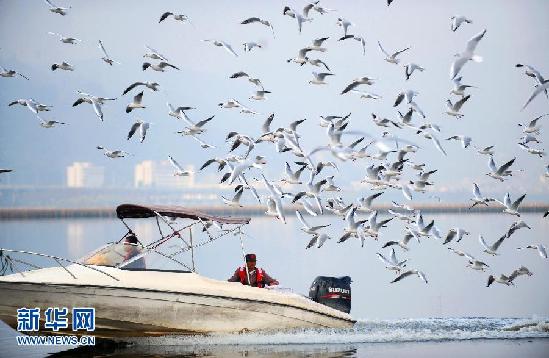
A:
[245,253,256,262]
[125,235,138,244]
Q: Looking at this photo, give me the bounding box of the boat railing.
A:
[0,248,120,282]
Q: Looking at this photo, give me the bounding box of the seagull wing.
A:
[159,12,173,22]
[450,56,468,80]
[222,42,238,57]
[127,122,140,140]
[465,29,487,53]
[473,183,482,199]
[133,91,144,104]
[145,45,168,61]
[241,17,261,24]
[391,270,415,283]
[522,81,549,111]
[393,47,410,57]
[377,41,390,57]
[139,122,149,142]
[123,82,144,95]
[430,134,447,156]
[295,210,310,229]
[491,234,507,251]
[233,186,244,202]
[453,95,471,111]
[168,155,184,172]
[196,115,214,128]
[512,194,526,210]
[91,99,103,120]
[478,235,490,251]
[376,253,393,266]
[389,248,399,265]
[98,40,109,58]
[496,158,515,175]
[341,81,359,95]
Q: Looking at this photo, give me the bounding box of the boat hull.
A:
[0,281,354,338]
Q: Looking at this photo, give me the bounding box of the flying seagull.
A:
[48,32,81,44]
[202,39,238,57]
[159,12,192,24]
[241,17,275,37]
[122,81,159,95]
[450,29,486,79]
[96,146,130,158]
[378,41,410,64]
[44,0,70,15]
[391,269,428,284]
[98,40,120,66]
[0,65,29,80]
[451,16,473,32]
[127,119,150,143]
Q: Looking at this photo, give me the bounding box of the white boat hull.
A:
[0,266,354,337]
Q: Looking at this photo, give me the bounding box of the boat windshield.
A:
[81,242,145,269]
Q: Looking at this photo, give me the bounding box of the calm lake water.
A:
[1,213,548,357]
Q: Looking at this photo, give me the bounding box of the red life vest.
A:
[238,266,264,288]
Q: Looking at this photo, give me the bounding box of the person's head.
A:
[125,235,138,244]
[245,253,256,270]
[124,235,139,252]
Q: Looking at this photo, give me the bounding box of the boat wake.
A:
[133,317,549,346]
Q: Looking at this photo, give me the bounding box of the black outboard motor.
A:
[308,276,351,313]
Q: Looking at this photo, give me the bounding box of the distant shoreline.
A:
[0,204,547,220]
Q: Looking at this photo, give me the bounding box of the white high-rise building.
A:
[66,162,105,188]
[134,160,194,188]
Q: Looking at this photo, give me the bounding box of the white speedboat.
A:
[0,204,355,338]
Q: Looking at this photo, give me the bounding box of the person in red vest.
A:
[228,253,279,287]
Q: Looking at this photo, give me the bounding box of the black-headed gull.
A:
[404,63,424,80]
[517,244,548,259]
[469,183,495,209]
[96,146,130,158]
[122,81,159,95]
[44,0,70,16]
[168,155,192,176]
[202,39,238,57]
[338,35,366,56]
[241,17,275,37]
[127,119,150,143]
[450,29,486,79]
[486,157,516,182]
[48,32,81,44]
[98,40,120,66]
[142,62,179,72]
[445,95,470,118]
[0,65,29,80]
[391,269,428,284]
[450,15,472,32]
[309,71,334,85]
[125,91,145,113]
[51,62,74,71]
[159,12,191,24]
[377,248,407,274]
[378,41,410,64]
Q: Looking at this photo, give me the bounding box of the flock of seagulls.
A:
[1,1,548,290]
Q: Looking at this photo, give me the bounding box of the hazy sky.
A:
[0,0,548,203]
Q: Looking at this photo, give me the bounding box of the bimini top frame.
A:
[115,204,251,272]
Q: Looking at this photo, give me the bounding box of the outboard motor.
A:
[308,276,351,313]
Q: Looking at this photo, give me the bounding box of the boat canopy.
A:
[116,204,250,225]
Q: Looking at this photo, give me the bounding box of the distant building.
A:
[66,162,105,188]
[134,160,194,188]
